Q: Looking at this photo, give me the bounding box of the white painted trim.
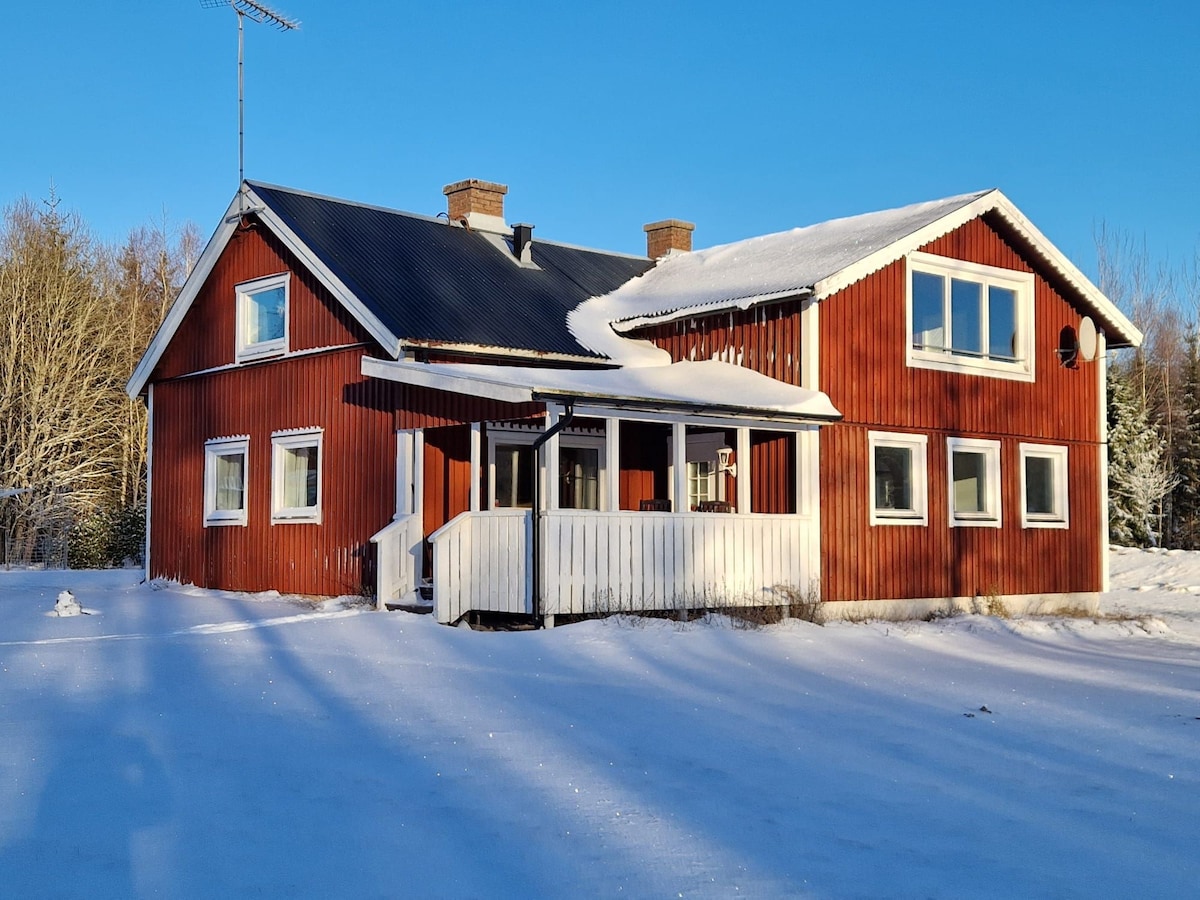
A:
[144,384,154,580]
[671,423,687,511]
[868,431,929,526]
[605,417,620,512]
[611,288,810,333]
[203,435,250,527]
[546,406,561,511]
[413,429,425,527]
[486,423,605,511]
[569,405,822,432]
[905,251,1035,382]
[947,436,1002,528]
[800,297,819,391]
[395,430,415,516]
[1098,332,1110,591]
[736,427,751,513]
[469,423,482,512]
[363,356,534,404]
[812,190,1141,348]
[234,272,290,363]
[1019,442,1070,529]
[270,428,323,524]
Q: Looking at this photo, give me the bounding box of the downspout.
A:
[530,400,575,627]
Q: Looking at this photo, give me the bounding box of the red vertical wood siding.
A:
[629,214,1104,603]
[818,216,1102,601]
[637,301,804,384]
[422,426,471,538]
[153,222,371,381]
[750,431,794,514]
[618,421,669,510]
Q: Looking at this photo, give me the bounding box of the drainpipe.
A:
[530,400,575,627]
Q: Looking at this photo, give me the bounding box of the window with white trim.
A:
[272,429,322,522]
[948,437,1002,527]
[487,425,606,511]
[908,251,1034,381]
[868,431,928,525]
[236,273,289,362]
[204,436,249,526]
[1020,443,1069,528]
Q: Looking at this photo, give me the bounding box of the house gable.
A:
[152,221,378,383]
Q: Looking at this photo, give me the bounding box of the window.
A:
[667,430,727,511]
[272,429,322,522]
[687,460,716,511]
[868,432,928,525]
[204,436,249,526]
[488,426,606,510]
[1020,443,1069,528]
[947,437,1002,527]
[908,252,1034,381]
[236,273,289,362]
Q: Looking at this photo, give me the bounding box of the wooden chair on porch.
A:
[697,500,734,513]
[638,498,672,512]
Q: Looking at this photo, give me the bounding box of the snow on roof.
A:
[569,192,990,344]
[362,358,841,422]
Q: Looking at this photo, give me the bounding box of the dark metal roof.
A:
[248,182,654,358]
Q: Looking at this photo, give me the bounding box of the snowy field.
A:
[0,549,1197,898]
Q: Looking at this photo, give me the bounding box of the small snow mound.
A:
[53,590,82,617]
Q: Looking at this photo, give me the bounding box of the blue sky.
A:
[3,1,1196,279]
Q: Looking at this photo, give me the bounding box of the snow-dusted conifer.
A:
[1108,363,1173,546]
[1169,332,1200,548]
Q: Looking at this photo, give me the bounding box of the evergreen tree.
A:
[1108,363,1173,546]
[1169,332,1200,548]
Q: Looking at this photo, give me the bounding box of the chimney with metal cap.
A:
[443,179,508,232]
[644,218,695,259]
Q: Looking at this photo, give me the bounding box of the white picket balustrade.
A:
[369,513,423,607]
[430,509,532,624]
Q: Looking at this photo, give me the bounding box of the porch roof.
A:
[362,358,842,424]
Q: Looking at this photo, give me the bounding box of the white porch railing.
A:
[430,509,532,624]
[370,513,423,608]
[540,511,815,617]
[427,508,815,624]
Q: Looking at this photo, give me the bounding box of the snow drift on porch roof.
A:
[361,358,841,423]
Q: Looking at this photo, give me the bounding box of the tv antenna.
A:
[200,0,299,215]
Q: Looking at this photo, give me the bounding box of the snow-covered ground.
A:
[0,550,1196,898]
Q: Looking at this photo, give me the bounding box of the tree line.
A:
[0,191,199,566]
[1102,226,1200,548]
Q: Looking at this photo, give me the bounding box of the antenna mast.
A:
[200,0,299,215]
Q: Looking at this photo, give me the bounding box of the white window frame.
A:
[947,437,1002,528]
[486,424,608,511]
[907,251,1035,382]
[204,436,249,527]
[868,431,928,526]
[271,428,323,523]
[1020,443,1069,529]
[236,273,290,363]
[667,431,727,510]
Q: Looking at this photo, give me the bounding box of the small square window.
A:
[236,274,289,362]
[204,437,249,526]
[1020,443,1069,528]
[272,429,322,522]
[948,437,1001,527]
[868,431,928,526]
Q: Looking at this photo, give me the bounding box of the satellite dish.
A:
[1079,317,1098,362]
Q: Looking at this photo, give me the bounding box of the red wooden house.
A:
[127,179,1140,624]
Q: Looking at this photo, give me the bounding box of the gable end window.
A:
[204,436,249,526]
[868,431,928,526]
[236,273,290,362]
[947,437,1002,528]
[907,252,1034,381]
[272,429,322,523]
[1020,443,1069,528]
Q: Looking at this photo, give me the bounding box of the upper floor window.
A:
[236,273,289,362]
[907,252,1034,382]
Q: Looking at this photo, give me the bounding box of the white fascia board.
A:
[245,186,401,359]
[610,288,810,334]
[362,357,537,405]
[810,189,1142,348]
[126,194,244,399]
[569,405,826,432]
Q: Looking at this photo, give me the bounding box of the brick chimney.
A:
[443,179,508,232]
[644,218,695,259]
